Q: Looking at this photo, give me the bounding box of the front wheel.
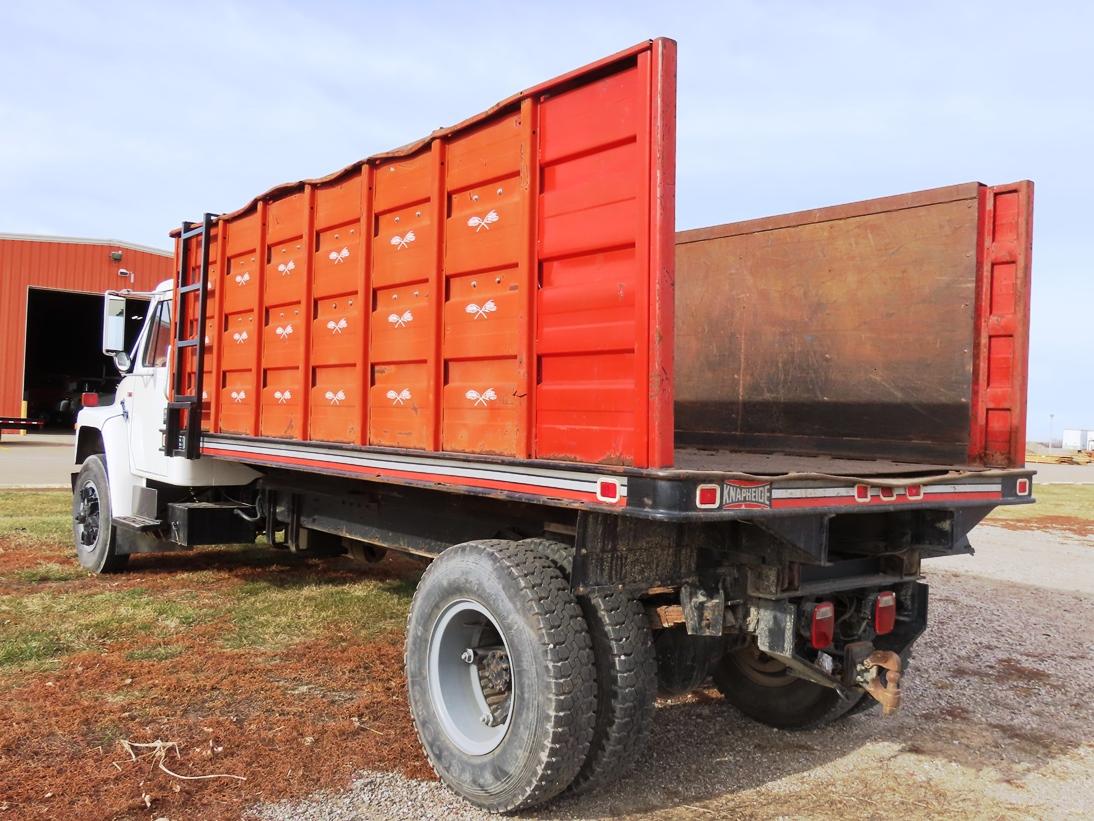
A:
[72,455,128,574]
[405,540,597,812]
[712,643,862,730]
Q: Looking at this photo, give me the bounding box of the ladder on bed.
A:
[164,213,216,460]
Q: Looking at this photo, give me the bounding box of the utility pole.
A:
[1049,413,1055,448]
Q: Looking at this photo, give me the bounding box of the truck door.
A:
[127,298,172,478]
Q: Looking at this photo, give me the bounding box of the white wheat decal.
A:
[386,388,412,406]
[387,310,413,328]
[277,260,296,276]
[465,299,497,319]
[328,247,350,264]
[390,230,416,250]
[274,389,292,404]
[275,324,293,340]
[324,389,346,406]
[232,331,249,344]
[234,272,250,286]
[326,318,348,334]
[230,390,246,403]
[467,210,499,232]
[465,388,497,406]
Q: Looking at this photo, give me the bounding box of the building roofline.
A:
[0,232,172,257]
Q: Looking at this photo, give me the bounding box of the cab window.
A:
[141,301,172,368]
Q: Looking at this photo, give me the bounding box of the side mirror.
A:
[113,351,132,373]
[102,294,127,354]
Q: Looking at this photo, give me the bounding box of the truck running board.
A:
[113,514,161,533]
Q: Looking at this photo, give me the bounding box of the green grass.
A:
[12,563,87,583]
[0,588,207,672]
[0,488,417,679]
[0,490,421,672]
[0,630,71,671]
[0,490,72,544]
[226,576,416,649]
[986,484,1094,522]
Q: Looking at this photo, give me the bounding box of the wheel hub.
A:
[75,482,100,548]
[428,599,514,755]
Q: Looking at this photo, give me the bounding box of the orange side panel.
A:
[179,39,677,467]
[369,151,436,449]
[442,114,526,456]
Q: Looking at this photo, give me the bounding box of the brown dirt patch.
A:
[951,656,1053,686]
[989,515,1094,540]
[0,623,431,819]
[0,531,432,820]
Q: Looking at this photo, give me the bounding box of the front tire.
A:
[405,540,596,812]
[72,455,128,574]
[712,643,862,730]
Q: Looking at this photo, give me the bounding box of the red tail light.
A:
[810,601,835,649]
[81,392,99,407]
[874,591,897,635]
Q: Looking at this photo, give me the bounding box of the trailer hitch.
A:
[855,650,902,715]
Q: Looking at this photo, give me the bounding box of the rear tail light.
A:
[874,591,897,635]
[810,601,835,649]
[80,392,99,407]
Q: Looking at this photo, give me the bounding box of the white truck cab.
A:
[72,280,257,569]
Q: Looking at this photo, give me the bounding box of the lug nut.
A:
[461,649,475,664]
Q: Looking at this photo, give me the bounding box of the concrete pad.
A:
[0,432,75,488]
[1028,462,1094,484]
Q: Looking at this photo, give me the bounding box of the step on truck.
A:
[72,38,1035,811]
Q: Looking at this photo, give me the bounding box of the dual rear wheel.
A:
[404,538,657,812]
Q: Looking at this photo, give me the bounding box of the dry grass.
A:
[0,489,429,820]
[986,484,1094,539]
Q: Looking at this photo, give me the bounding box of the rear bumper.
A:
[628,471,1034,521]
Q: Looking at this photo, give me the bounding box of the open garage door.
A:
[22,288,148,428]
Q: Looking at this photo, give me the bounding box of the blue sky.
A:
[1,1,1090,439]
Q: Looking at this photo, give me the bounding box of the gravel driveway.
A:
[253,525,1094,820]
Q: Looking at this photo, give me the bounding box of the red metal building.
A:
[0,234,174,429]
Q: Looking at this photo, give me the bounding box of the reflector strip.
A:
[202,436,627,506]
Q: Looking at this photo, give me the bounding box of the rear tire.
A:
[405,540,596,812]
[712,643,862,730]
[72,455,128,574]
[519,538,658,793]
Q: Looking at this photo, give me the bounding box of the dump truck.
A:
[71,38,1035,811]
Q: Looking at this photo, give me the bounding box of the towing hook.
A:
[856,650,902,716]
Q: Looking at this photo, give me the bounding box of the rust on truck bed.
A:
[674,181,1033,469]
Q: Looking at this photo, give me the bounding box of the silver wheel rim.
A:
[427,598,513,756]
[74,479,101,552]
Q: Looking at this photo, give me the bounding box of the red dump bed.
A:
[174,39,676,468]
[174,38,1032,481]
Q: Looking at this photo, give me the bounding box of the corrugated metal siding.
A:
[0,236,173,420]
